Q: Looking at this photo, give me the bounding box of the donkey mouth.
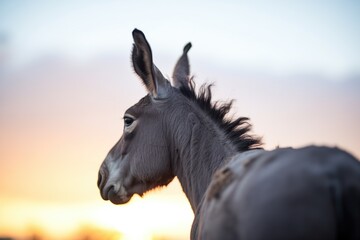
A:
[107,187,133,204]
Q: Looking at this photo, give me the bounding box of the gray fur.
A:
[194,147,360,240]
[98,29,360,239]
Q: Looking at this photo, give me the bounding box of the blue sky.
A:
[0,0,359,77]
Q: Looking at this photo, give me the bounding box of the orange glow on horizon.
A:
[0,186,193,240]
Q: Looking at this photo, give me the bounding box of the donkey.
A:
[98,29,360,240]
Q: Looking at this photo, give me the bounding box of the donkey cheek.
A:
[131,151,169,180]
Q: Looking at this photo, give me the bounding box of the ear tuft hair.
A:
[183,42,192,54]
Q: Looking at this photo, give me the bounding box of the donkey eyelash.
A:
[123,114,137,133]
[123,116,134,127]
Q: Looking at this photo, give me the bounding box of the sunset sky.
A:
[0,1,359,239]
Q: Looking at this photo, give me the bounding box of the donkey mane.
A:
[179,78,262,152]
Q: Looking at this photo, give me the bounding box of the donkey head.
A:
[97,29,191,204]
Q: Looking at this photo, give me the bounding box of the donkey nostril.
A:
[97,171,102,188]
[98,163,109,190]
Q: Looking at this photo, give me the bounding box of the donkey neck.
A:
[169,101,238,212]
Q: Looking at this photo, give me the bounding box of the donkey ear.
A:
[131,29,170,99]
[172,42,192,89]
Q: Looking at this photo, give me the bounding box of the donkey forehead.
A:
[125,95,152,116]
[125,89,182,117]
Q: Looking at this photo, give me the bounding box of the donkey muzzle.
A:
[98,161,132,204]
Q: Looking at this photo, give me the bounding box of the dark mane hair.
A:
[179,79,262,152]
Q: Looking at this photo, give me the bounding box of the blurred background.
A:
[0,1,359,239]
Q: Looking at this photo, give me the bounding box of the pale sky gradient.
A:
[0,1,359,239]
[1,1,360,76]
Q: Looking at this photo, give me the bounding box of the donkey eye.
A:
[124,116,134,127]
